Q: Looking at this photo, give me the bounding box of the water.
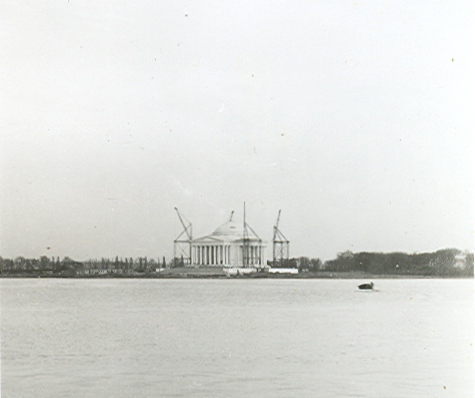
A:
[1,279,473,397]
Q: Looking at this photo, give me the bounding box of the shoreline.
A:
[1,270,472,280]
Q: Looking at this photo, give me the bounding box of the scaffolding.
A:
[242,202,263,267]
[173,207,192,267]
[273,210,289,268]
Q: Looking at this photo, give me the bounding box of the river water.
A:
[1,279,473,397]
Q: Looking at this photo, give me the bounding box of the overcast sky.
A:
[1,1,473,262]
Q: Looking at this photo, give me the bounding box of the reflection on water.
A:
[1,279,473,397]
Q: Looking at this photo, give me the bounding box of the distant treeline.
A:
[0,256,168,276]
[271,257,322,271]
[272,248,473,277]
[0,248,473,277]
[321,248,473,277]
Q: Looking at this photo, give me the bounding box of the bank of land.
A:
[1,248,473,279]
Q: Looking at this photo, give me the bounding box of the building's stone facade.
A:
[191,220,266,267]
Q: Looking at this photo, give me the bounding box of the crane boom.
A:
[173,207,192,266]
[273,209,281,240]
[174,207,192,240]
[272,209,289,268]
[175,207,186,230]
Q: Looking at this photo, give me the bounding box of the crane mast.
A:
[243,202,249,267]
[241,202,262,268]
[173,207,192,267]
[273,210,289,268]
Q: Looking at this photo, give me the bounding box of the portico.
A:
[191,220,266,268]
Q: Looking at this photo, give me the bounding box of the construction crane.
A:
[173,207,192,267]
[273,210,281,242]
[242,203,250,267]
[241,202,262,268]
[273,210,289,268]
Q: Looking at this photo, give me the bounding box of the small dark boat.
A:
[358,282,374,290]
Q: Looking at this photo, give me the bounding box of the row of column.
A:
[240,245,263,265]
[192,244,264,266]
[193,245,232,266]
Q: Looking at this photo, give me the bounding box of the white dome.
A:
[192,219,265,244]
[210,220,244,240]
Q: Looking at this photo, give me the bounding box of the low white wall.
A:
[268,268,298,274]
[225,267,257,276]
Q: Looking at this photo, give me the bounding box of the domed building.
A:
[191,219,266,268]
